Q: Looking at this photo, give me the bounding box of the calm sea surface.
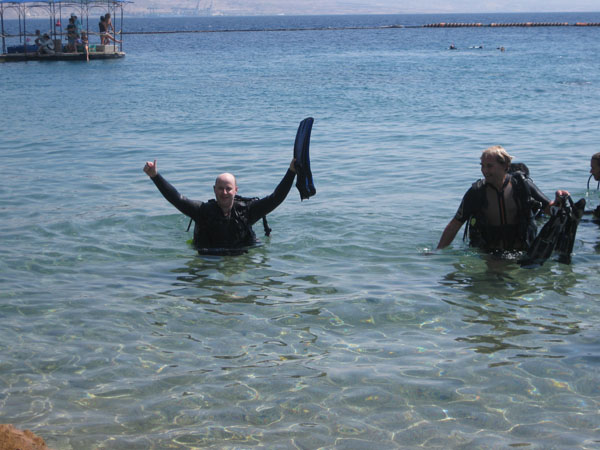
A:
[2,12,600,449]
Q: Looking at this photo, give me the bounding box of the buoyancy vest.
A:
[186,195,271,251]
[464,171,539,251]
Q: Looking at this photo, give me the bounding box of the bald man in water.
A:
[143,158,296,252]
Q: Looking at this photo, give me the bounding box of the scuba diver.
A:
[143,158,296,255]
[588,152,600,218]
[437,145,569,253]
[519,153,599,265]
[590,152,600,186]
[585,152,600,253]
[143,119,315,255]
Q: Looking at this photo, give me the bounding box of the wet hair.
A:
[592,152,600,163]
[481,145,513,168]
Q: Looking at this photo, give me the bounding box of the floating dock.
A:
[1,0,126,63]
[0,44,124,62]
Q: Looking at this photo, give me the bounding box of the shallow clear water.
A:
[2,12,600,449]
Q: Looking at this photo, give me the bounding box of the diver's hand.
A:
[551,190,570,207]
[144,159,157,178]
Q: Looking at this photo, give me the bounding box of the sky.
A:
[411,1,598,12]
[138,0,599,15]
[2,0,597,17]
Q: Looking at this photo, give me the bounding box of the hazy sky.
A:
[138,0,599,14]
[329,0,599,13]
[408,1,598,12]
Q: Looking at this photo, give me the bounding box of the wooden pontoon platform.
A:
[1,0,128,63]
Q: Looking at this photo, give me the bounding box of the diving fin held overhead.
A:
[293,117,316,200]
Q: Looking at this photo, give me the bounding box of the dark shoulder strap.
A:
[234,195,272,237]
[510,172,532,202]
[462,179,486,242]
[186,200,215,232]
[472,178,487,206]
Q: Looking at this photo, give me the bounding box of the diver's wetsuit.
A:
[151,169,295,250]
[455,173,550,251]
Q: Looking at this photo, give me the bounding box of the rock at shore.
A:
[0,424,50,450]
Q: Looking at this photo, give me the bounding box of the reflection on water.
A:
[589,219,600,252]
[440,256,583,358]
[171,249,276,305]
[168,249,316,310]
[124,248,600,448]
[3,12,600,448]
[442,252,583,295]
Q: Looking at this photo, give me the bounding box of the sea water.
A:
[1,12,600,448]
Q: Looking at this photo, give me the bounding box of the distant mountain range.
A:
[123,0,598,17]
[9,0,597,19]
[127,0,415,17]
[5,0,421,20]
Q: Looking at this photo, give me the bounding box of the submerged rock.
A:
[0,424,50,450]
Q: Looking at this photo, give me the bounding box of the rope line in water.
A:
[422,22,600,27]
[120,22,600,34]
[121,26,395,35]
[4,22,600,38]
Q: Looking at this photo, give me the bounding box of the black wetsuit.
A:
[151,169,295,250]
[455,173,550,251]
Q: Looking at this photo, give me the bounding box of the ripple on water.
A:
[2,13,600,449]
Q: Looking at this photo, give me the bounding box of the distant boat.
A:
[0,0,127,62]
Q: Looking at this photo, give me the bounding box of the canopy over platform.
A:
[1,0,130,61]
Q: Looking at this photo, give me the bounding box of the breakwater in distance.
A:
[120,21,600,35]
[422,21,600,27]
[6,21,599,38]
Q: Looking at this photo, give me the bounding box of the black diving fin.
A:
[520,207,567,267]
[293,117,316,200]
[520,196,585,267]
[555,197,585,264]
